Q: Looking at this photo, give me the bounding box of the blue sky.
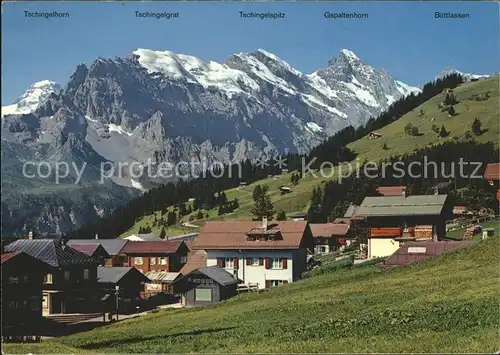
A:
[2,1,499,103]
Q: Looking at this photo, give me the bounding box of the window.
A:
[150,257,156,265]
[22,274,29,283]
[218,257,234,269]
[408,247,427,254]
[195,288,212,302]
[251,258,259,266]
[8,301,17,310]
[180,255,187,264]
[8,275,19,284]
[44,273,53,284]
[271,257,282,269]
[64,271,70,281]
[134,257,144,265]
[270,280,283,287]
[83,269,90,280]
[160,257,168,265]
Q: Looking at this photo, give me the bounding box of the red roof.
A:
[121,240,185,255]
[484,163,500,180]
[309,223,350,237]
[193,220,309,250]
[376,186,406,197]
[179,250,207,275]
[383,241,477,267]
[1,252,21,264]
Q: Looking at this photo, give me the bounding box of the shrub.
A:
[439,125,449,138]
[444,91,459,105]
[471,117,482,135]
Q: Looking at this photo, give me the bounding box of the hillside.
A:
[120,75,499,238]
[4,237,499,353]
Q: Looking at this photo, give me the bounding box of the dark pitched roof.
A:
[97,266,150,284]
[191,266,239,286]
[193,220,308,250]
[383,241,477,267]
[69,244,110,258]
[121,240,185,255]
[309,223,350,237]
[356,195,448,217]
[67,239,128,255]
[97,266,151,284]
[484,163,500,180]
[5,239,98,268]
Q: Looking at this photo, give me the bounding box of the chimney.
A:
[28,231,33,240]
[434,187,439,195]
[95,233,99,240]
[261,216,268,230]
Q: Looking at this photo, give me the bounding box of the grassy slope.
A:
[4,237,499,353]
[121,76,499,238]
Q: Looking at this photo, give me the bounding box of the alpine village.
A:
[2,73,499,353]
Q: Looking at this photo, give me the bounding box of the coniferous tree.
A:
[276,211,287,221]
[471,118,482,135]
[193,198,201,211]
[250,185,275,220]
[159,227,167,240]
[439,125,449,137]
[178,203,187,216]
[196,210,204,220]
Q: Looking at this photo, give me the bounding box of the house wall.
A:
[127,246,188,273]
[368,238,400,259]
[2,259,46,335]
[206,249,304,289]
[41,263,100,315]
[129,255,171,273]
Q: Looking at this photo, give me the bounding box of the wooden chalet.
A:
[120,240,189,274]
[67,239,129,267]
[97,266,150,314]
[483,163,500,201]
[309,223,353,254]
[280,186,292,195]
[2,252,51,337]
[353,195,453,259]
[5,238,101,315]
[174,266,239,307]
[68,244,110,265]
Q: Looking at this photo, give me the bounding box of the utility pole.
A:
[115,285,120,321]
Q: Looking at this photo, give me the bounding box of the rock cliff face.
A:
[1,48,421,236]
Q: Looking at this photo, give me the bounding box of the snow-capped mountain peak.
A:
[435,68,490,82]
[339,48,360,61]
[2,80,62,117]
